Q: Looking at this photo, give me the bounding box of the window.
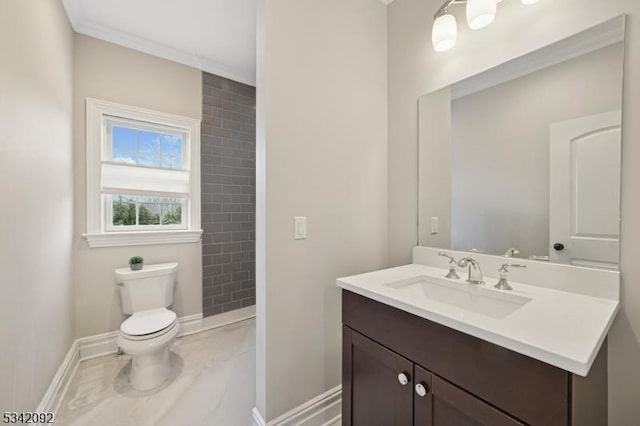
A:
[84,98,201,247]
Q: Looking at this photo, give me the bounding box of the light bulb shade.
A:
[466,0,497,30]
[432,14,458,52]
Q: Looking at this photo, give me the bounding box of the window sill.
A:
[82,230,202,248]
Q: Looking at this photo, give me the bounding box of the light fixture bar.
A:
[434,0,467,19]
[431,0,536,52]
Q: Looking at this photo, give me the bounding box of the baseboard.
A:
[77,329,120,360]
[36,341,80,416]
[177,313,205,336]
[77,306,256,360]
[252,386,342,426]
[199,305,256,334]
[252,408,266,426]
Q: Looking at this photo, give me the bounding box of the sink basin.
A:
[385,275,531,319]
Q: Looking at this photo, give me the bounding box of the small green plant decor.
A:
[129,256,144,271]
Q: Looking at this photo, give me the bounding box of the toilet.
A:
[115,262,180,391]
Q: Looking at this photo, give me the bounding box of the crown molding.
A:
[62,0,256,86]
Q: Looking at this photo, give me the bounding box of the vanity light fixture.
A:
[467,0,497,30]
[432,13,459,52]
[431,0,540,52]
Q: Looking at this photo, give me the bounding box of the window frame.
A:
[103,116,189,171]
[104,195,188,232]
[83,98,202,248]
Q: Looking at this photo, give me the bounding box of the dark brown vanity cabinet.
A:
[342,290,608,426]
[344,328,523,426]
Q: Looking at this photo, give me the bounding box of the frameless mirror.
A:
[418,16,625,270]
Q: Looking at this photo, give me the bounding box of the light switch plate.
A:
[294,216,307,240]
[430,217,439,234]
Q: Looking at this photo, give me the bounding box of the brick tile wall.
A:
[201,72,256,317]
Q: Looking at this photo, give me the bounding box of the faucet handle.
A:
[495,264,526,291]
[438,251,456,264]
[499,263,527,273]
[438,252,460,280]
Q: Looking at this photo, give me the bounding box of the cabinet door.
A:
[424,371,525,426]
[343,327,413,426]
[414,365,434,426]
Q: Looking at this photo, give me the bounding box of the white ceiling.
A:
[62,0,257,86]
[62,0,396,87]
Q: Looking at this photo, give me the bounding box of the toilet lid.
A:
[121,308,177,336]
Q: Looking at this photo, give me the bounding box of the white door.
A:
[549,110,621,269]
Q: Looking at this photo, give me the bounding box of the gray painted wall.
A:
[0,0,75,411]
[201,72,256,317]
[389,0,640,423]
[255,0,388,420]
[73,34,203,338]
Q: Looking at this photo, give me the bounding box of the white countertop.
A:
[337,263,619,376]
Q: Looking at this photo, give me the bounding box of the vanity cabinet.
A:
[342,290,608,426]
[345,328,523,426]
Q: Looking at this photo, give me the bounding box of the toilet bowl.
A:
[115,263,179,391]
[117,308,180,390]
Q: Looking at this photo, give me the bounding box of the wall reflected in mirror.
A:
[418,16,625,270]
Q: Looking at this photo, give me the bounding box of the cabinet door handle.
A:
[397,372,410,386]
[415,383,428,397]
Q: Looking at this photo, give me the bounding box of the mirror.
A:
[418,16,625,270]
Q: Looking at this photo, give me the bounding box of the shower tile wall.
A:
[201,72,256,317]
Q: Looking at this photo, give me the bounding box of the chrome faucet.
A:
[494,264,527,291]
[457,257,484,284]
[503,248,520,258]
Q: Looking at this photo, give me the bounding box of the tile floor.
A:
[55,318,256,426]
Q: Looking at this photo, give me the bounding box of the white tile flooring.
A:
[55,318,256,426]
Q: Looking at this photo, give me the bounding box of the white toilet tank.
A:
[115,263,178,314]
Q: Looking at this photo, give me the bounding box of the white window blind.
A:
[101,163,190,197]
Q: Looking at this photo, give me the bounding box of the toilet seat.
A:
[120,308,177,341]
[116,317,180,390]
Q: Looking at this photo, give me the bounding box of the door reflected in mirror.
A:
[418,16,625,270]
